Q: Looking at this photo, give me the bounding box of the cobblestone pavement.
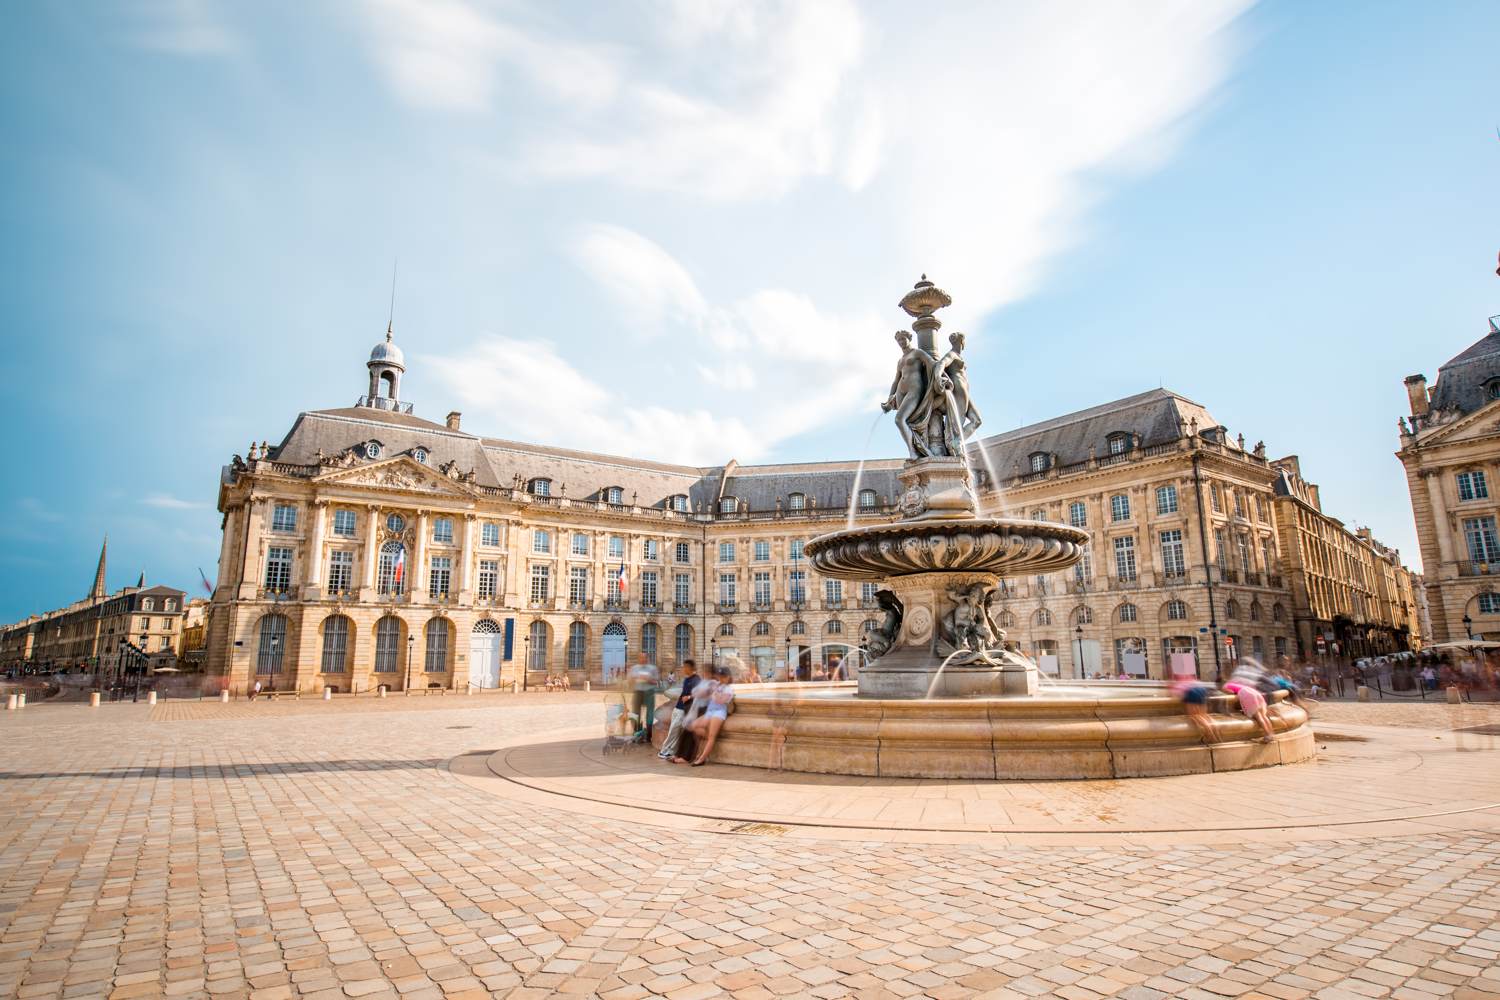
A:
[2,698,1498,1000]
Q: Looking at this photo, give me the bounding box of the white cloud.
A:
[141,494,206,510]
[127,0,237,56]
[571,225,706,334]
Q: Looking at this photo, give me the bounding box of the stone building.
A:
[1398,316,1500,641]
[0,539,187,674]
[205,334,1421,692]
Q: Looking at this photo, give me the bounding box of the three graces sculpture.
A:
[882,328,983,461]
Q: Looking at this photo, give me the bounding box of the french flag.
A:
[616,562,629,595]
[393,546,406,588]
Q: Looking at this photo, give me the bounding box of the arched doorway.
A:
[468,619,502,688]
[602,622,627,683]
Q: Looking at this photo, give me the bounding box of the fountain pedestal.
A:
[895,457,976,520]
[857,570,1039,699]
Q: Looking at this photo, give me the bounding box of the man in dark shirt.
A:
[657,658,699,760]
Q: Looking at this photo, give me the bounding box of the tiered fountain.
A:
[713,278,1315,779]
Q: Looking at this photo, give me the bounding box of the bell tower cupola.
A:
[365,322,406,409]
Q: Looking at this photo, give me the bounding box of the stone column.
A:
[1424,472,1457,569]
[305,499,328,596]
[236,498,266,600]
[361,505,381,598]
[459,513,476,602]
[412,511,429,601]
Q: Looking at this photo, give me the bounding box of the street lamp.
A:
[1463,614,1474,640]
[404,633,415,694]
[1074,624,1084,680]
[710,637,718,671]
[522,635,530,691]
[136,632,149,702]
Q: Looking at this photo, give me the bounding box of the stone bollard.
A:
[585,680,592,692]
[220,689,230,703]
[89,691,101,707]
[466,684,474,695]
[512,679,520,694]
[1357,685,1370,702]
[17,693,25,708]
[6,693,17,711]
[147,691,157,706]
[323,688,332,701]
[1447,686,1462,704]
[379,686,387,698]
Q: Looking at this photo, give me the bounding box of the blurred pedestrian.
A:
[627,654,660,745]
[658,659,699,761]
[688,666,736,766]
[1171,666,1218,744]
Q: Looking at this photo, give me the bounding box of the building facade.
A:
[1398,317,1500,641]
[204,336,1422,692]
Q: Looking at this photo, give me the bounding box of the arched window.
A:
[528,478,551,497]
[1225,599,1240,620]
[424,619,450,672]
[1166,600,1187,621]
[528,620,548,669]
[377,541,405,594]
[1075,606,1093,626]
[164,599,176,611]
[142,598,155,612]
[568,621,587,669]
[788,493,805,510]
[472,618,501,634]
[753,621,771,636]
[1035,608,1052,626]
[1249,601,1262,622]
[788,621,806,637]
[1000,611,1015,629]
[1118,603,1138,623]
[825,620,843,634]
[1272,603,1285,623]
[374,616,401,672]
[719,497,739,514]
[1478,592,1500,614]
[718,623,735,637]
[674,623,693,663]
[858,489,877,510]
[256,615,287,675]
[605,486,624,505]
[862,619,878,634]
[320,616,350,672]
[641,622,659,664]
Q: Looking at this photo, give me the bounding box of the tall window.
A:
[327,551,354,594]
[1036,608,1052,626]
[374,616,401,672]
[754,621,772,637]
[1255,496,1266,522]
[1118,603,1138,623]
[569,567,589,604]
[1262,539,1275,576]
[477,560,498,600]
[1238,536,1252,577]
[1113,536,1137,581]
[333,509,357,537]
[718,541,735,562]
[1464,516,1500,564]
[788,493,805,510]
[1210,486,1222,513]
[271,504,297,532]
[641,571,659,606]
[1076,606,1093,625]
[789,570,806,603]
[1155,485,1178,515]
[532,530,551,554]
[571,533,589,556]
[568,622,587,668]
[608,536,624,560]
[643,539,659,561]
[1110,494,1130,522]
[859,489,877,510]
[265,547,293,592]
[754,540,770,561]
[1214,529,1228,572]
[718,573,737,604]
[528,621,547,669]
[530,564,550,602]
[825,579,844,604]
[1068,502,1087,528]
[861,581,878,603]
[432,518,453,543]
[789,539,805,560]
[1458,470,1489,501]
[675,541,690,563]
[256,615,287,675]
[674,573,691,605]
[753,572,772,605]
[164,599,175,612]
[641,623,658,664]
[1479,593,1500,614]
[481,522,501,547]
[1232,490,1245,517]
[377,542,404,595]
[429,556,452,598]
[1074,545,1093,584]
[1160,530,1185,577]
[425,619,450,671]
[789,621,806,637]
[1166,600,1187,621]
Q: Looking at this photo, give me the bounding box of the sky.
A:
[1,0,1497,622]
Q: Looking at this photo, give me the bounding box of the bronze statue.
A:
[862,589,904,658]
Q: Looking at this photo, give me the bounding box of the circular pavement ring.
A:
[446,721,1500,847]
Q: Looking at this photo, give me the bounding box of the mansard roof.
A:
[1427,323,1500,417]
[969,388,1217,480]
[270,408,503,487]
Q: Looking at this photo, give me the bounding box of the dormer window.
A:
[1487,379,1500,400]
[1107,433,1129,456]
[1029,452,1049,473]
[528,478,551,497]
[364,442,382,460]
[788,493,805,510]
[669,494,689,513]
[719,497,739,514]
[412,447,427,464]
[605,486,624,505]
[858,489,877,510]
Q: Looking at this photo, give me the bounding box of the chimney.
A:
[1404,375,1429,418]
[445,411,462,430]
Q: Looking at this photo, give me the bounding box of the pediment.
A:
[1415,399,1500,448]
[315,457,474,497]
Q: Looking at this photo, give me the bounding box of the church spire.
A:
[88,536,107,601]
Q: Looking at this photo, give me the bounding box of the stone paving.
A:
[2,697,1498,1000]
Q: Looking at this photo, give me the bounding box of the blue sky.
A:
[1,0,1496,621]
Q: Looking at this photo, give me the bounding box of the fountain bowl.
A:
[804,516,1090,581]
[707,681,1315,780]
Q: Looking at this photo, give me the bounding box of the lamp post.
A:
[522,635,530,691]
[710,637,718,671]
[1463,614,1474,640]
[135,632,149,702]
[404,633,415,694]
[1074,624,1084,680]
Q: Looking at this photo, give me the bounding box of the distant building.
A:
[1398,315,1500,641]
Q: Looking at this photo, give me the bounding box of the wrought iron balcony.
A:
[604,599,627,612]
[717,601,738,614]
[750,601,772,613]
[641,602,662,614]
[825,599,846,610]
[673,601,696,614]
[1461,561,1500,577]
[568,599,590,611]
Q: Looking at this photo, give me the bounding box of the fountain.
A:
[709,277,1315,779]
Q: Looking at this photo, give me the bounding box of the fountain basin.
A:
[805,516,1090,580]
[709,681,1315,780]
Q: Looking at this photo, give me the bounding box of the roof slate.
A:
[1428,328,1500,416]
